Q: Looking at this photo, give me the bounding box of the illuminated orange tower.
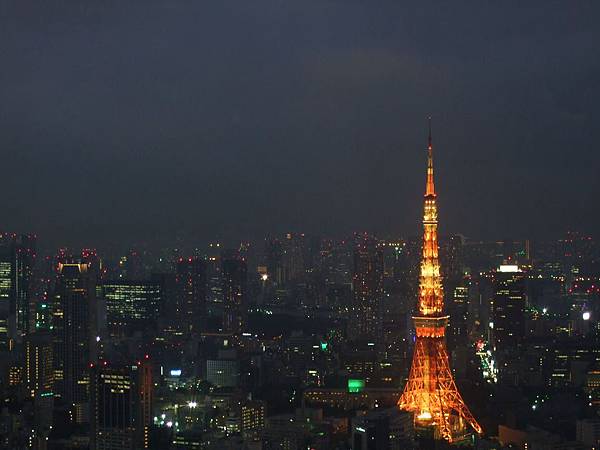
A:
[399,119,482,442]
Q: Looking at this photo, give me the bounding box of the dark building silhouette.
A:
[118,249,145,280]
[150,272,176,333]
[91,360,152,450]
[52,261,98,423]
[0,232,36,349]
[222,253,247,335]
[351,408,414,450]
[491,264,526,354]
[176,257,207,335]
[349,234,384,342]
[25,331,54,397]
[0,249,11,349]
[25,331,55,434]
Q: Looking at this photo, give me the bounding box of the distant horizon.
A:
[3,227,594,258]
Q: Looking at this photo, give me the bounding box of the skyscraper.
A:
[399,121,482,441]
[15,234,36,337]
[175,257,207,335]
[52,261,97,423]
[282,233,306,285]
[0,233,36,348]
[264,234,307,306]
[0,253,11,349]
[102,280,161,338]
[25,331,54,398]
[206,250,224,305]
[222,253,247,335]
[349,234,384,342]
[448,283,470,349]
[491,264,526,353]
[25,331,54,431]
[150,272,176,333]
[91,360,152,450]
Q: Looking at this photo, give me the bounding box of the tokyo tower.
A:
[398,119,483,442]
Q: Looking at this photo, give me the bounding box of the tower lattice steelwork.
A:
[398,120,483,442]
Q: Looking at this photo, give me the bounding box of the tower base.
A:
[399,317,482,442]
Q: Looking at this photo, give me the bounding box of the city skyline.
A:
[1,3,600,449]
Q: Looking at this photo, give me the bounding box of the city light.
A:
[347,379,365,393]
[498,265,521,273]
[0,28,594,448]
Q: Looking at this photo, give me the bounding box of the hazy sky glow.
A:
[1,1,599,248]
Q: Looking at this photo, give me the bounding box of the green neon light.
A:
[348,379,365,393]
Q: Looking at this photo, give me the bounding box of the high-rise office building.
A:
[381,241,414,345]
[25,331,54,397]
[176,258,207,335]
[52,261,97,423]
[264,233,306,295]
[349,234,384,342]
[0,255,11,349]
[448,283,470,348]
[150,272,176,332]
[206,253,224,305]
[25,331,55,431]
[265,237,284,286]
[281,233,306,284]
[0,233,36,348]
[442,235,464,284]
[222,253,247,335]
[102,280,161,338]
[241,399,266,439]
[90,360,152,450]
[16,234,36,337]
[118,249,145,280]
[491,264,526,353]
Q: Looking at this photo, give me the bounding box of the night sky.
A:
[1,1,599,249]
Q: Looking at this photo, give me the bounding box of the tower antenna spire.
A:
[428,115,432,152]
[425,116,435,197]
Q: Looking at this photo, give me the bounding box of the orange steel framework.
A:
[398,120,483,442]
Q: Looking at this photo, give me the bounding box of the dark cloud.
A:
[1,1,599,249]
